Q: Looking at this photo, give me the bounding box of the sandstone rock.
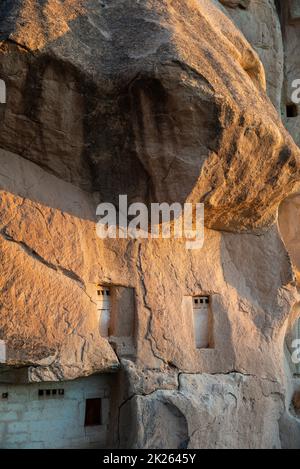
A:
[119,373,284,449]
[219,0,250,9]
[219,0,284,112]
[0,0,299,450]
[0,0,299,232]
[0,147,298,384]
[0,148,120,380]
[120,360,179,397]
[279,410,300,449]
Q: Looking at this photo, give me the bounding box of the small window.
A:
[96,286,111,337]
[286,103,298,118]
[0,79,6,104]
[295,318,300,376]
[193,296,212,349]
[0,340,6,363]
[84,398,102,427]
[38,388,64,398]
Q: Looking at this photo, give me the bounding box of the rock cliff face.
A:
[1,0,300,232]
[0,0,300,449]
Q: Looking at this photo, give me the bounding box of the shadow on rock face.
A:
[0,0,299,233]
[119,395,189,449]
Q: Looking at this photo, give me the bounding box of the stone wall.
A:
[0,375,111,449]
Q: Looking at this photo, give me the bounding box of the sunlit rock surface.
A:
[0,0,299,449]
[0,0,299,231]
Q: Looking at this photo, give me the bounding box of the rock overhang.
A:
[0,0,299,233]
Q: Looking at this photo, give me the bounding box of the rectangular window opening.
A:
[84,398,102,427]
[193,295,213,349]
[286,103,298,118]
[96,286,111,337]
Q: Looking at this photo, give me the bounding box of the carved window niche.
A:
[192,295,214,349]
[0,79,6,104]
[289,0,300,22]
[93,284,136,359]
[96,286,111,337]
[0,340,6,364]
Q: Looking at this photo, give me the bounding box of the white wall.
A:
[0,375,111,449]
[0,341,6,363]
